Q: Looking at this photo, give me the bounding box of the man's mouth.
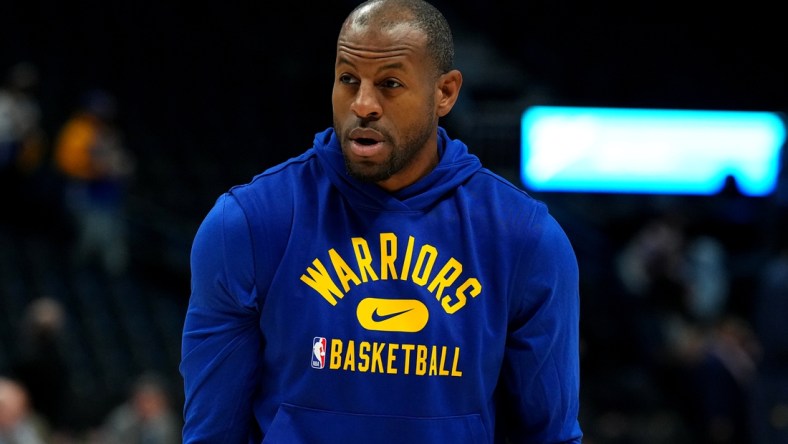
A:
[348,128,385,157]
[349,139,384,157]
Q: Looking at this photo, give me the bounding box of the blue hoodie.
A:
[180,127,582,443]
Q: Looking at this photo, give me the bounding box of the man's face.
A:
[332,20,440,192]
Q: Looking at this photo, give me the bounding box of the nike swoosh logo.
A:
[371,307,414,322]
[357,298,429,332]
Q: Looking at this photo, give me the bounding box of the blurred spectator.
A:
[616,212,731,357]
[0,62,44,176]
[684,315,760,444]
[754,245,788,374]
[9,297,73,436]
[54,89,135,277]
[615,213,695,368]
[0,62,49,232]
[0,376,49,444]
[751,244,788,443]
[95,372,181,444]
[613,210,756,442]
[684,235,729,324]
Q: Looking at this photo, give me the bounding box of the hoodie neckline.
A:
[313,127,482,212]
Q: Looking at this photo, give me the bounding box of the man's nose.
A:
[350,82,382,120]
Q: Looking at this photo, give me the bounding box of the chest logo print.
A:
[357,298,429,332]
[371,307,413,322]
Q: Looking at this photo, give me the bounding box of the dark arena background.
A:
[1,1,787,442]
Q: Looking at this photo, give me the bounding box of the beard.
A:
[335,110,437,184]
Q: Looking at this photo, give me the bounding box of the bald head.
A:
[341,0,454,75]
[0,378,30,430]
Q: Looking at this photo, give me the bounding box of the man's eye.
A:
[381,79,402,88]
[339,74,358,84]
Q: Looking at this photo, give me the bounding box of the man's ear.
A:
[436,69,463,118]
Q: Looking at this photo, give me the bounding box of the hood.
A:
[313,127,482,212]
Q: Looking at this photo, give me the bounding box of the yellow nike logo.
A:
[372,307,413,322]
[357,298,429,332]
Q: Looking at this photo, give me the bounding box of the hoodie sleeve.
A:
[499,209,583,444]
[180,193,263,443]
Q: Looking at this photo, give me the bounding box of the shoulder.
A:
[465,167,573,255]
[234,148,319,192]
[466,167,550,220]
[193,192,251,256]
[226,148,321,212]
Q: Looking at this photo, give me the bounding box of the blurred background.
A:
[1,1,787,443]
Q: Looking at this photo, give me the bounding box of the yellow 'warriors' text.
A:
[300,233,482,314]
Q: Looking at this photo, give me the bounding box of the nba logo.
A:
[311,337,326,369]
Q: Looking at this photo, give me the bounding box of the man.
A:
[180,0,583,442]
[99,373,181,444]
[53,89,135,277]
[0,377,49,444]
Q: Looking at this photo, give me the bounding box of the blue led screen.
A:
[521,106,787,196]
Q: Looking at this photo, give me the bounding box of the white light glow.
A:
[521,106,786,196]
